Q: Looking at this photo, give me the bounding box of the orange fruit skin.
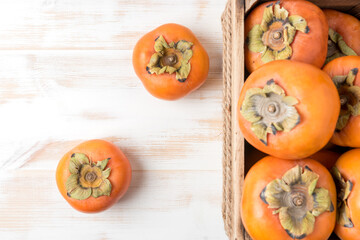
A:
[132,23,209,100]
[334,149,360,240]
[245,0,328,72]
[323,56,360,147]
[242,156,336,240]
[238,60,340,159]
[56,139,132,213]
[324,9,360,56]
[309,150,341,171]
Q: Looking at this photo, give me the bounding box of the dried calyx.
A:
[247,1,309,63]
[332,167,354,228]
[331,68,360,131]
[146,35,193,82]
[240,79,300,145]
[66,153,112,200]
[261,165,334,239]
[326,28,357,64]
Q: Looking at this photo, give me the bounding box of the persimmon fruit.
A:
[332,149,360,239]
[242,156,336,240]
[56,139,132,213]
[245,0,328,72]
[238,60,340,159]
[309,150,341,171]
[133,23,209,100]
[323,56,360,147]
[323,9,360,64]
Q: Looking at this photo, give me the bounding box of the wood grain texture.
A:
[0,170,223,240]
[0,0,227,239]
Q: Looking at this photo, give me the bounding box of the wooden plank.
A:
[350,4,360,19]
[307,0,360,9]
[0,0,227,239]
[0,0,224,50]
[230,0,245,239]
[0,169,225,240]
[0,50,222,171]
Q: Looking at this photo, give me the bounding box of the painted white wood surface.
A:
[0,0,226,239]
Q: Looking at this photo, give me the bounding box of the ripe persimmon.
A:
[323,56,360,147]
[323,9,360,64]
[238,60,340,159]
[132,23,209,100]
[242,156,336,240]
[309,150,341,171]
[245,0,328,72]
[332,149,360,239]
[56,139,132,213]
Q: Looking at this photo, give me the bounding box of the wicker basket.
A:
[221,0,360,239]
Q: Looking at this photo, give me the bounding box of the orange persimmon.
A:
[132,23,209,100]
[245,0,328,72]
[242,156,336,240]
[333,149,360,239]
[323,9,360,64]
[56,139,132,213]
[323,56,360,147]
[238,60,340,159]
[309,150,341,171]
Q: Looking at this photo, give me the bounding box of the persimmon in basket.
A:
[309,150,340,171]
[332,149,360,240]
[242,156,336,240]
[56,139,132,213]
[133,23,209,100]
[323,9,360,64]
[323,56,360,147]
[245,0,328,72]
[238,60,340,159]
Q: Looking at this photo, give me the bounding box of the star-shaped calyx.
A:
[247,1,309,63]
[146,35,193,82]
[331,68,360,131]
[240,79,300,145]
[66,153,112,200]
[261,165,334,239]
[326,29,357,64]
[331,167,354,228]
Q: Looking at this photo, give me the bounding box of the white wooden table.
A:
[0,0,226,239]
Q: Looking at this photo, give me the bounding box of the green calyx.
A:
[261,165,334,239]
[331,68,360,131]
[331,167,354,228]
[247,1,309,63]
[66,153,112,200]
[240,79,300,145]
[326,28,357,64]
[146,35,193,82]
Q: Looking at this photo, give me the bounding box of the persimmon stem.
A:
[268,104,276,113]
[273,31,282,40]
[340,96,347,106]
[163,54,178,66]
[85,172,97,182]
[291,192,305,206]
